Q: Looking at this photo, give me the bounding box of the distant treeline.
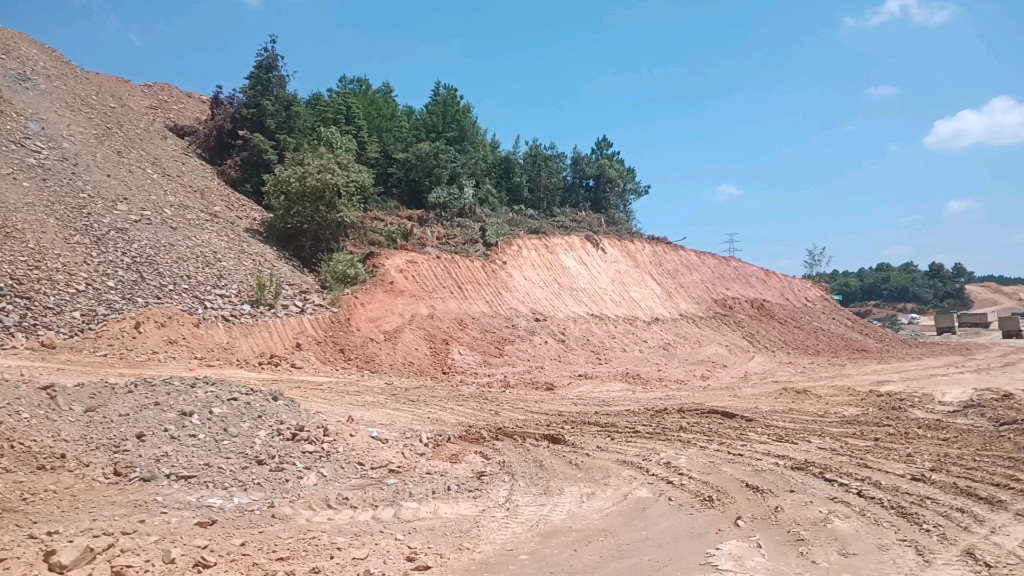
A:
[975,274,1024,286]
[808,261,975,310]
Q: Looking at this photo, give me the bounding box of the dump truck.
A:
[958,311,997,329]
[934,311,958,336]
[999,314,1024,339]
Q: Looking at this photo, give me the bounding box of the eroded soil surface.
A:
[3,338,1023,576]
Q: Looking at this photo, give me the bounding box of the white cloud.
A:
[864,85,901,99]
[1014,232,1024,243]
[128,33,140,46]
[713,184,745,203]
[883,245,913,259]
[241,0,265,5]
[945,198,981,214]
[923,96,1024,150]
[898,214,923,226]
[844,0,958,27]
[887,142,899,152]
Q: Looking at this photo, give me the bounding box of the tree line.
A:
[974,274,1024,286]
[174,36,650,278]
[803,248,976,310]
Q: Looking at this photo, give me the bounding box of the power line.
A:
[721,232,741,258]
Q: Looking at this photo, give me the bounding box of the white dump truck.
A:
[999,314,1024,339]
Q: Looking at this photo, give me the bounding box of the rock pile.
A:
[0,26,323,344]
[0,376,362,499]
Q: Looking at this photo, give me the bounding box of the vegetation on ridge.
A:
[172,36,650,274]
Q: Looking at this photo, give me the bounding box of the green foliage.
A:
[251,269,284,308]
[880,314,902,333]
[975,274,1024,286]
[564,136,650,217]
[176,36,652,266]
[263,135,374,265]
[809,260,975,310]
[317,251,368,293]
[231,36,305,201]
[481,216,512,248]
[427,183,479,217]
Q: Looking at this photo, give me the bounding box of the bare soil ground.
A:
[2,338,1023,576]
[966,284,1024,316]
[3,236,1023,576]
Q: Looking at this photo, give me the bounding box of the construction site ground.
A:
[3,318,1023,576]
[3,24,1024,576]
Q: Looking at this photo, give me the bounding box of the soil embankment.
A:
[967,282,1024,314]
[68,235,916,379]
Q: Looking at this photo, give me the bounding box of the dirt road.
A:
[3,336,1023,576]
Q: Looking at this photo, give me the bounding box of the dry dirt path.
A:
[3,339,1024,575]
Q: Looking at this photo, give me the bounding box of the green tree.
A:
[802,244,833,277]
[303,89,379,168]
[390,141,462,208]
[335,77,413,194]
[232,35,305,201]
[522,139,568,212]
[565,136,649,219]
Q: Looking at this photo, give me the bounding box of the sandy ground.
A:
[965,284,1024,316]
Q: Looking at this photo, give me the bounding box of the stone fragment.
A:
[161,548,179,565]
[193,517,217,529]
[43,537,114,574]
[39,332,59,350]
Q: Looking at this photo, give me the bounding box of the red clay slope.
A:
[77,235,916,380]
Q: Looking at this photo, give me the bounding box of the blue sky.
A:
[2,0,1022,275]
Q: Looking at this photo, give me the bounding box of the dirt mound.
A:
[967,282,1024,314]
[70,236,917,379]
[0,26,321,344]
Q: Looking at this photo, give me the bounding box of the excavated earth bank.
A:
[67,235,920,381]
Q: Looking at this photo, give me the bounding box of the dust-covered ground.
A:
[2,334,1023,576]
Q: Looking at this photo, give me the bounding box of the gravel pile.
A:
[0,376,359,500]
[0,26,323,344]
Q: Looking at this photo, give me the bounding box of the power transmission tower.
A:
[721,233,741,258]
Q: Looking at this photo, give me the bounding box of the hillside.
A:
[966,282,1024,314]
[0,26,320,342]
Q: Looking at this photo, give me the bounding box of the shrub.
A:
[263,136,375,265]
[318,251,368,293]
[251,269,284,308]
[481,216,512,248]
